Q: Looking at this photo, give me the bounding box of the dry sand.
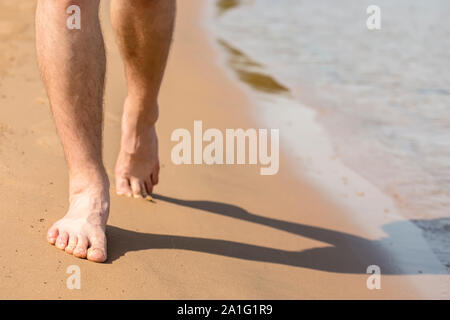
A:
[0,0,448,299]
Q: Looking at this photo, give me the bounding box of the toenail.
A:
[89,248,102,255]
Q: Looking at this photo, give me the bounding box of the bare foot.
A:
[115,98,160,198]
[47,174,110,263]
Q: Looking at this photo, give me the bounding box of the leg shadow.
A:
[105,194,449,275]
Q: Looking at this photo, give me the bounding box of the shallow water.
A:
[213,0,450,269]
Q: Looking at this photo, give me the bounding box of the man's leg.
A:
[36,0,109,262]
[111,0,176,198]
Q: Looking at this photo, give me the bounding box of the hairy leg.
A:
[36,0,109,262]
[111,0,176,198]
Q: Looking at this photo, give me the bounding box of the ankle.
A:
[122,96,159,129]
[69,167,110,197]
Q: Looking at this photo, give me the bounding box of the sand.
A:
[0,0,448,299]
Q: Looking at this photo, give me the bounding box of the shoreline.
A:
[0,0,447,299]
[211,0,450,275]
[206,0,450,293]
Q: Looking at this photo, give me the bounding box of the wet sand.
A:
[0,0,448,299]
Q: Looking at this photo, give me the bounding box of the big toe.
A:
[87,248,107,263]
[130,178,145,198]
[116,176,132,197]
[87,236,107,263]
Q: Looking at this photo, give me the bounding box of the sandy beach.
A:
[0,0,448,299]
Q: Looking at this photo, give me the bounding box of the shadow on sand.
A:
[106,194,448,275]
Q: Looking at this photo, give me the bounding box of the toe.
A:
[87,235,107,263]
[47,226,59,245]
[130,178,143,198]
[116,176,132,197]
[65,235,78,254]
[151,163,160,185]
[73,235,88,259]
[145,178,153,195]
[55,232,69,250]
[140,181,148,198]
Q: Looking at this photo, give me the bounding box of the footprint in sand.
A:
[35,97,48,106]
[30,120,63,156]
[36,135,64,156]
